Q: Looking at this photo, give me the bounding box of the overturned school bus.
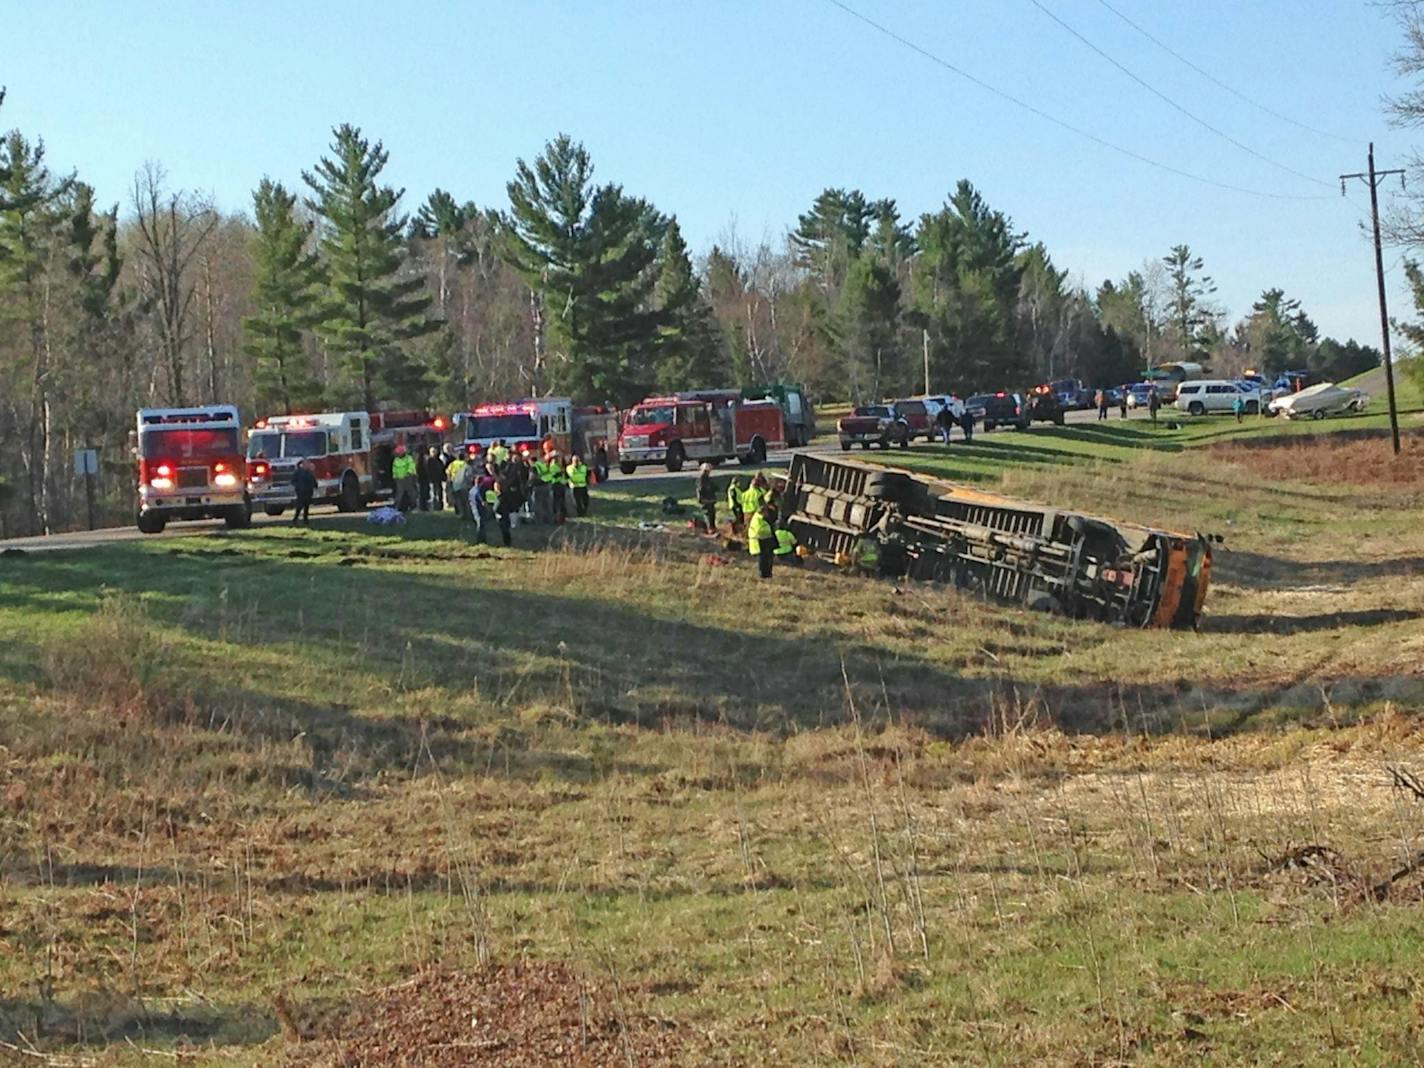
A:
[781,454,1214,629]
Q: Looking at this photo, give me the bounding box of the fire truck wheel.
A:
[263,506,285,517]
[136,511,166,535]
[336,473,362,512]
[619,461,637,475]
[223,505,252,530]
[665,444,685,473]
[748,437,767,464]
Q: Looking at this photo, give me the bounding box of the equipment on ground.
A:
[782,454,1214,629]
[132,405,250,534]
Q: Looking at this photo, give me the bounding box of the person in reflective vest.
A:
[725,476,744,529]
[747,503,776,579]
[489,440,510,466]
[773,523,802,567]
[545,450,568,523]
[566,454,591,517]
[740,475,766,523]
[391,445,418,512]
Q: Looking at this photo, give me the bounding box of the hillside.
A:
[2,417,1423,1064]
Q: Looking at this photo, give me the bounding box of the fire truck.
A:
[454,399,620,467]
[617,390,785,473]
[245,410,448,514]
[132,405,250,534]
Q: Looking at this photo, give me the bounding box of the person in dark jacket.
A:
[291,460,317,525]
[959,406,975,443]
[416,448,432,511]
[696,463,718,533]
[1148,389,1162,423]
[425,446,447,511]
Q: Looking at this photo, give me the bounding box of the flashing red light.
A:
[995,392,1007,398]
[155,463,173,477]
[255,419,268,429]
[214,462,227,474]
[432,416,447,430]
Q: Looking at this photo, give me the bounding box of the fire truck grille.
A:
[177,466,209,489]
[271,469,293,487]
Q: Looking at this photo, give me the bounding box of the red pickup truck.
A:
[838,405,910,450]
[891,399,936,442]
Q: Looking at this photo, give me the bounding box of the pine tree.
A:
[1162,244,1218,362]
[303,124,435,410]
[652,218,728,390]
[499,134,666,403]
[243,179,323,414]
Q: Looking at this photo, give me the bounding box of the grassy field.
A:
[2,409,1424,1064]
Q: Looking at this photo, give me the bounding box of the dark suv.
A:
[966,392,1029,431]
[1025,385,1065,425]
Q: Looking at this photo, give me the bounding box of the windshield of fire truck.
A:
[245,430,327,459]
[465,413,537,439]
[628,405,675,426]
[141,427,239,460]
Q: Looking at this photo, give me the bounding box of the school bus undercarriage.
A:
[782,454,1214,629]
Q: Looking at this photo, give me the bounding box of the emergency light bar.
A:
[470,403,538,416]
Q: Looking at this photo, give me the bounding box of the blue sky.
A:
[2,0,1417,346]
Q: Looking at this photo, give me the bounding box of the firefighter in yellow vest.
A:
[773,522,802,567]
[747,503,777,579]
[740,473,767,521]
[391,445,419,512]
[566,454,591,517]
[446,454,468,518]
[544,448,568,523]
[725,476,744,529]
[489,439,510,465]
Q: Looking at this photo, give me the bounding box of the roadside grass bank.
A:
[1,425,1422,1063]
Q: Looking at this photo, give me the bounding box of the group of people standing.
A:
[389,440,594,546]
[696,467,800,579]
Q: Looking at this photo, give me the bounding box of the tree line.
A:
[0,95,1383,535]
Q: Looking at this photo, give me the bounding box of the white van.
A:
[1174,380,1263,416]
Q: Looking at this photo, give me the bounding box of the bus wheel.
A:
[136,511,166,535]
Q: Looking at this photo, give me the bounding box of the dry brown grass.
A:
[1210,429,1424,488]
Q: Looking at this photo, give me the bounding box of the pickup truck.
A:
[891,399,936,442]
[1025,385,1066,425]
[838,405,910,450]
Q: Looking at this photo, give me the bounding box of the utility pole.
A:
[1341,143,1405,455]
[922,328,931,396]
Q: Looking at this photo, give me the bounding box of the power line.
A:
[1094,0,1358,146]
[1028,0,1335,191]
[822,0,1335,202]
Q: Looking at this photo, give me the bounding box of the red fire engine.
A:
[132,405,249,534]
[246,410,448,515]
[617,390,785,473]
[454,399,620,468]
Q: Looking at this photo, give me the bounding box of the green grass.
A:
[2,418,1423,1064]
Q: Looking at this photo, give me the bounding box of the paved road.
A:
[0,405,1130,553]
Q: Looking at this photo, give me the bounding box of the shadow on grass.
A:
[2,535,1421,776]
[1203,608,1422,634]
[1214,551,1424,591]
[0,995,276,1050]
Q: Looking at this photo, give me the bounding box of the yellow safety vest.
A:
[747,512,773,554]
[567,462,589,488]
[447,459,466,484]
[741,486,764,517]
[392,455,417,480]
[489,445,509,464]
[774,529,797,555]
[726,482,742,511]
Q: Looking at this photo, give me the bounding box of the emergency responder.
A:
[490,439,510,466]
[741,473,768,522]
[696,463,718,533]
[546,449,568,523]
[492,475,515,546]
[530,451,552,524]
[291,459,317,525]
[425,446,447,510]
[471,461,500,541]
[725,476,744,529]
[499,450,528,527]
[416,446,432,510]
[446,452,469,518]
[773,521,801,566]
[567,454,591,517]
[392,445,418,512]
[747,502,776,579]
